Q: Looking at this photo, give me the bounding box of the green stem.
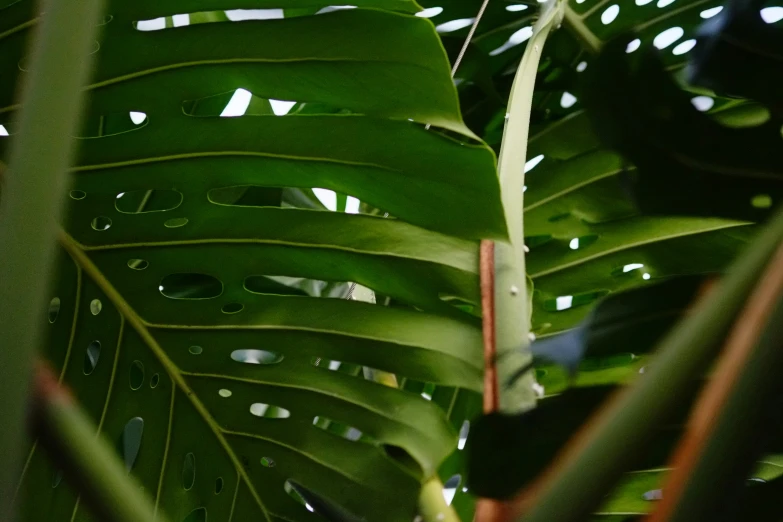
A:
[33,365,167,522]
[493,0,564,414]
[518,206,783,522]
[0,1,104,518]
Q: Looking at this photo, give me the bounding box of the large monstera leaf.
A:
[0,2,511,521]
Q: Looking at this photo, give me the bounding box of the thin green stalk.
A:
[518,206,783,522]
[0,1,104,518]
[493,0,565,414]
[33,364,167,522]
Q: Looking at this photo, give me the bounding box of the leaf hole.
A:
[150,373,160,388]
[51,469,63,488]
[127,259,149,270]
[83,341,101,375]
[48,297,61,323]
[90,299,102,315]
[91,216,112,231]
[121,417,144,471]
[219,388,232,397]
[115,189,182,214]
[382,445,423,476]
[260,457,276,467]
[215,477,224,494]
[544,290,609,312]
[230,349,283,365]
[313,416,369,442]
[752,194,773,209]
[129,361,145,390]
[182,453,196,490]
[222,302,244,314]
[159,273,223,300]
[164,217,189,228]
[443,474,461,505]
[182,507,207,522]
[69,190,86,200]
[250,403,290,418]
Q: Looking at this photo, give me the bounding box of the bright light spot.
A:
[158,285,164,291]
[657,0,675,7]
[601,4,620,24]
[220,88,252,117]
[643,273,651,280]
[576,0,585,4]
[700,6,723,18]
[560,91,577,108]
[458,421,469,450]
[136,17,166,31]
[416,6,444,17]
[643,489,663,501]
[524,154,544,173]
[270,99,297,116]
[462,487,468,492]
[576,61,588,72]
[569,238,580,250]
[436,18,474,32]
[653,27,684,49]
[672,39,696,55]
[489,26,533,55]
[506,4,529,10]
[761,6,783,23]
[225,8,283,20]
[129,112,147,125]
[171,13,190,27]
[523,185,528,192]
[443,488,457,505]
[421,392,432,400]
[116,193,125,199]
[345,196,360,214]
[532,382,545,397]
[305,504,315,513]
[626,38,641,53]
[622,263,644,272]
[556,295,573,311]
[316,5,358,14]
[0,125,8,136]
[327,360,341,370]
[636,0,654,5]
[691,96,714,112]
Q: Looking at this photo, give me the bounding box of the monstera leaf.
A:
[0,2,517,521]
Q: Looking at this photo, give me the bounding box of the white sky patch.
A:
[220,89,252,117]
[700,6,723,18]
[576,61,588,72]
[691,96,714,111]
[171,13,190,27]
[489,26,533,55]
[622,263,644,273]
[345,196,360,214]
[761,7,783,23]
[0,125,8,136]
[636,0,654,5]
[601,4,620,24]
[672,39,696,55]
[436,18,474,32]
[313,188,337,211]
[225,9,284,21]
[569,238,580,250]
[524,154,544,173]
[270,99,297,116]
[136,17,166,31]
[556,295,574,311]
[657,0,676,7]
[129,112,147,125]
[506,4,529,10]
[561,91,578,108]
[654,27,684,49]
[626,38,641,53]
[458,421,469,450]
[643,273,651,280]
[316,5,358,14]
[416,6,444,17]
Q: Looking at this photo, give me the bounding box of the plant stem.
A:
[0,1,104,519]
[32,363,166,522]
[514,206,783,522]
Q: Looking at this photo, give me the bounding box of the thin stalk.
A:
[650,242,783,522]
[514,206,783,522]
[0,1,104,518]
[32,363,166,522]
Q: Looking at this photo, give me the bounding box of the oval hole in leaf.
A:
[83,341,101,375]
[243,275,310,296]
[230,349,283,365]
[284,480,312,511]
[69,190,86,200]
[159,274,223,300]
[129,361,145,390]
[122,417,144,472]
[51,469,63,489]
[524,235,553,249]
[752,194,773,209]
[150,373,160,388]
[219,388,232,398]
[382,445,423,476]
[127,259,149,270]
[443,474,461,505]
[182,507,207,522]
[250,403,290,418]
[48,297,60,323]
[182,453,196,490]
[91,216,112,231]
[90,299,102,315]
[222,302,244,314]
[543,290,609,312]
[208,186,284,207]
[260,457,276,467]
[189,345,203,355]
[164,217,189,228]
[115,189,182,214]
[215,477,224,494]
